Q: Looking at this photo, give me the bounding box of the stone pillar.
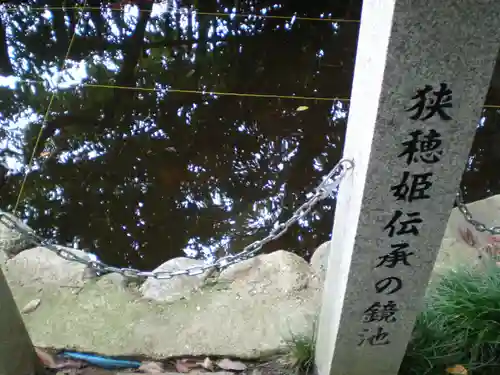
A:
[314,1,500,375]
[0,268,45,374]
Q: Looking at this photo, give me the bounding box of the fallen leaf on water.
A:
[199,357,213,370]
[216,358,247,371]
[22,299,41,314]
[446,364,468,374]
[295,106,309,112]
[138,361,164,373]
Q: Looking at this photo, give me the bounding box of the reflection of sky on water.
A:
[0,3,344,264]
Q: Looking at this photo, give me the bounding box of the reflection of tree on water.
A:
[0,0,497,271]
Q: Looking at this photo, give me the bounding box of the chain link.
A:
[456,190,500,235]
[0,159,354,280]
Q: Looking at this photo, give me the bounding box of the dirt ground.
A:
[45,354,296,375]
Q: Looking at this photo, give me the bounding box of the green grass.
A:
[285,262,500,375]
[287,334,315,374]
[285,320,317,374]
[400,262,500,375]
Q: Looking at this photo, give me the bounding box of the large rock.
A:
[309,241,331,282]
[218,250,320,295]
[2,246,320,359]
[5,246,96,287]
[0,211,37,258]
[432,194,500,276]
[310,195,500,284]
[140,257,212,302]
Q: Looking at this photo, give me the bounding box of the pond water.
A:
[0,0,498,271]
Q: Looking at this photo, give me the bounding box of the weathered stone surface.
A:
[5,246,95,287]
[0,211,36,258]
[219,250,320,295]
[312,195,500,285]
[2,247,319,359]
[0,249,6,265]
[140,257,211,302]
[433,194,500,276]
[309,241,331,283]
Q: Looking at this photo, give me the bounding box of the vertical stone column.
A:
[314,1,500,374]
[0,268,44,375]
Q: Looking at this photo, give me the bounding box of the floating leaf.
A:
[296,106,309,112]
[216,358,247,371]
[39,151,51,158]
[21,298,41,314]
[446,364,468,374]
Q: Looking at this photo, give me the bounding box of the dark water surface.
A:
[0,0,498,270]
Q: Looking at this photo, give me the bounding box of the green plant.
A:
[287,334,315,374]
[400,261,500,375]
[285,321,317,375]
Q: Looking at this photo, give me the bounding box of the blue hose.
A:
[61,351,142,369]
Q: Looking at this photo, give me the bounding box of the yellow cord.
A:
[5,5,360,23]
[11,79,500,108]
[82,83,348,101]
[13,2,87,214]
[7,78,349,101]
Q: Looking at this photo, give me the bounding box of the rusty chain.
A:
[0,159,354,280]
[456,190,500,235]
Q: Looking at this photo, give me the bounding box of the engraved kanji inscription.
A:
[358,326,391,347]
[383,210,423,237]
[376,243,414,269]
[406,83,452,121]
[391,172,433,202]
[398,129,443,165]
[362,301,398,323]
[375,277,403,295]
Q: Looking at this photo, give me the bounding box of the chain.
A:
[456,190,500,235]
[0,159,354,280]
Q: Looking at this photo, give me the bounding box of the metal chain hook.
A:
[316,159,354,199]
